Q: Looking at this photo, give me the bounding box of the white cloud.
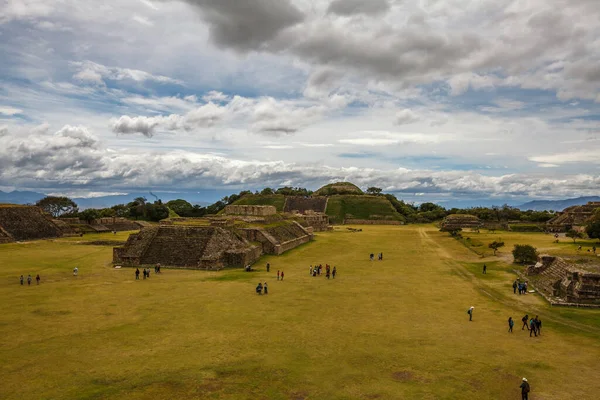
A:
[0,107,23,116]
[395,109,419,125]
[71,61,183,86]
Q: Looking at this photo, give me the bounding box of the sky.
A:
[1,0,599,205]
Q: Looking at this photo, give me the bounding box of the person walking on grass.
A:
[36,274,40,285]
[483,264,487,274]
[467,306,474,321]
[135,268,140,280]
[20,275,24,286]
[529,318,537,337]
[332,266,337,279]
[513,280,518,294]
[277,270,280,281]
[535,316,541,335]
[263,282,268,295]
[27,275,32,286]
[520,378,530,400]
[280,271,284,281]
[508,317,514,333]
[266,263,270,273]
[256,282,263,295]
[522,314,529,330]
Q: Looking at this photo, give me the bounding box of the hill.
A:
[518,196,600,211]
[314,182,363,196]
[325,195,405,224]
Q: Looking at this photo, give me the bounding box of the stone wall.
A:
[284,196,328,213]
[0,206,62,241]
[526,255,600,304]
[296,212,331,231]
[224,205,276,216]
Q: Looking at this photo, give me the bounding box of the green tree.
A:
[166,199,193,216]
[111,204,129,217]
[79,208,100,224]
[566,229,584,243]
[260,187,274,195]
[512,244,538,264]
[366,187,383,195]
[36,196,78,217]
[145,203,169,221]
[585,209,600,241]
[440,227,462,237]
[488,240,505,255]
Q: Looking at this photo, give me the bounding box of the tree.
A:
[145,203,169,221]
[36,196,78,217]
[586,220,600,241]
[166,199,193,216]
[111,204,129,218]
[79,208,100,224]
[585,209,600,241]
[440,227,462,237]
[366,187,383,195]
[488,240,505,255]
[566,229,584,243]
[260,187,274,195]
[512,244,538,264]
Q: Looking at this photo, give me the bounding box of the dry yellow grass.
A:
[0,227,599,399]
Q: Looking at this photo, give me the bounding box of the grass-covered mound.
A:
[325,195,404,224]
[314,181,363,196]
[230,194,286,211]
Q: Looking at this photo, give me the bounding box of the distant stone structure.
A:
[284,196,328,214]
[295,210,332,232]
[440,214,482,230]
[546,202,600,232]
[526,255,600,305]
[0,205,62,242]
[224,205,276,216]
[114,220,312,269]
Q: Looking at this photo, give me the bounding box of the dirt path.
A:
[417,227,600,335]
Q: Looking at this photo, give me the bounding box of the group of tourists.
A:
[515,314,543,337]
[310,264,336,279]
[512,279,529,295]
[256,282,268,294]
[19,274,40,286]
[369,252,383,261]
[135,264,163,280]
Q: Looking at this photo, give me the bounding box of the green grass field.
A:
[1,227,599,399]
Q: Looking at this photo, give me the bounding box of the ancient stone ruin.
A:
[546,201,600,232]
[440,214,482,230]
[224,205,276,216]
[526,255,600,305]
[114,220,312,269]
[284,196,328,214]
[0,205,62,242]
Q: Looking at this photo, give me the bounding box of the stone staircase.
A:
[140,226,215,267]
[528,256,573,297]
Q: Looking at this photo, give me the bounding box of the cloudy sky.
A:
[1,0,599,204]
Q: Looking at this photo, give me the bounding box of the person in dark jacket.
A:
[256,283,263,295]
[529,318,537,337]
[535,316,541,335]
[263,282,268,295]
[512,280,517,294]
[483,264,487,274]
[508,317,514,333]
[522,314,529,330]
[135,268,140,280]
[519,377,530,399]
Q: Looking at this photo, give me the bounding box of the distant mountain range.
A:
[517,196,600,211]
[0,190,229,209]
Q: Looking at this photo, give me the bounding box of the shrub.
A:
[512,244,538,264]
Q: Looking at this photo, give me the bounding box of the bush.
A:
[512,244,538,264]
[508,224,543,232]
